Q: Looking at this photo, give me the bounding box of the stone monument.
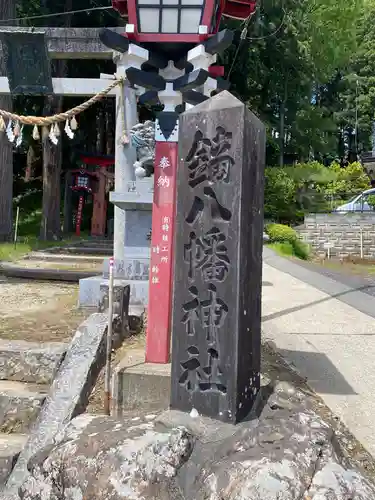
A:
[170,91,265,423]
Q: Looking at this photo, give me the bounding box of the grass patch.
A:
[311,258,375,276]
[267,241,310,260]
[0,235,89,262]
[0,243,33,262]
[0,208,90,262]
[268,242,295,257]
[265,222,310,260]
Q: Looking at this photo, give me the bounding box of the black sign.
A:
[0,32,53,95]
[170,91,266,423]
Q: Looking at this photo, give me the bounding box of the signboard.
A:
[0,32,53,95]
[146,141,178,363]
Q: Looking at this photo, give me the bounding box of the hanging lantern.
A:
[112,0,225,44]
[112,0,257,44]
[72,169,93,194]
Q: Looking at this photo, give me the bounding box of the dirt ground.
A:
[311,255,375,277]
[0,276,87,342]
[87,332,146,415]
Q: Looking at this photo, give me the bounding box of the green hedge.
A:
[266,223,309,260]
[266,223,297,243]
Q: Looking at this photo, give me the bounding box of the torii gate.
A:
[0,27,142,287]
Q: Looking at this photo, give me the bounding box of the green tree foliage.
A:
[223,0,363,163]
[265,161,370,222]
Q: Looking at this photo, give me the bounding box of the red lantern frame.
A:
[112,0,257,36]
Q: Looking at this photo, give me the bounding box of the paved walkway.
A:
[262,247,375,456]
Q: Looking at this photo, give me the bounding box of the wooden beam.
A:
[0,27,125,60]
[0,77,116,96]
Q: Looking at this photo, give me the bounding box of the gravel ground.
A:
[0,276,87,342]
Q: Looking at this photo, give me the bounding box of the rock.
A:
[0,382,46,433]
[19,414,194,500]
[0,434,27,486]
[17,381,375,500]
[0,340,67,385]
[4,313,111,496]
[306,460,375,499]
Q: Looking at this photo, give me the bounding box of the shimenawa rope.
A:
[0,78,123,126]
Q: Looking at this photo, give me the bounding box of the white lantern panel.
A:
[139,8,160,32]
[180,8,202,33]
[181,0,203,4]
[162,0,179,4]
[138,0,160,4]
[161,8,179,32]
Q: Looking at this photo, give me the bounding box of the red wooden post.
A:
[146,140,178,363]
[76,195,84,236]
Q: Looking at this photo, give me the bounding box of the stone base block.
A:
[79,276,103,308]
[79,276,149,308]
[0,381,47,433]
[112,349,171,416]
[102,256,150,281]
[0,340,67,385]
[0,433,27,486]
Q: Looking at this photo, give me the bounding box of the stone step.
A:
[71,242,113,248]
[73,239,113,246]
[25,252,105,264]
[0,381,48,434]
[0,433,28,486]
[0,340,67,385]
[47,246,113,256]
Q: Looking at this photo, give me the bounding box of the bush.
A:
[266,223,310,260]
[367,195,375,210]
[266,223,297,243]
[322,161,370,196]
[292,238,310,260]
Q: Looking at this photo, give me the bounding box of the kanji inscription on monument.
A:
[170,91,265,423]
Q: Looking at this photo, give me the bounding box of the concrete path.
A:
[262,247,375,456]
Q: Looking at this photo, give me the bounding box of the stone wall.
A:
[297,213,375,258]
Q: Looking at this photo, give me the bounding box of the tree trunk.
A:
[40,0,72,241]
[279,77,288,168]
[96,103,105,154]
[25,145,39,182]
[0,0,15,241]
[40,65,65,241]
[105,99,115,156]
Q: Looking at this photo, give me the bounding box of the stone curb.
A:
[0,264,95,283]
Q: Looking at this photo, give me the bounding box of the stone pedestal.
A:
[112,349,171,416]
[109,177,153,306]
[170,91,265,424]
[78,56,153,310]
